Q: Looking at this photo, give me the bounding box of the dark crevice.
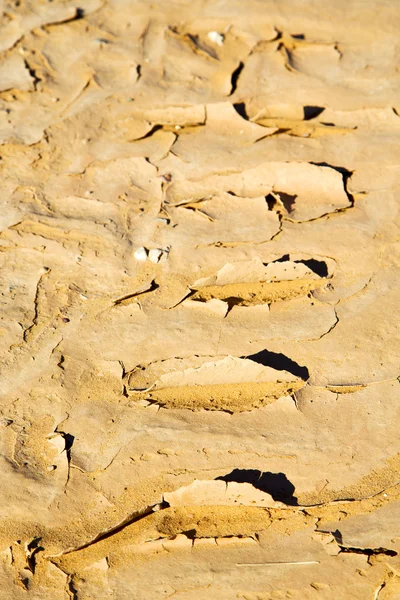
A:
[331,529,343,543]
[19,577,30,591]
[270,254,329,278]
[182,528,197,540]
[265,193,277,211]
[113,280,158,305]
[270,211,283,240]
[274,254,290,262]
[229,61,244,96]
[303,106,325,120]
[246,349,309,380]
[309,162,354,206]
[331,530,397,556]
[233,102,248,120]
[24,59,41,91]
[339,545,397,557]
[265,192,296,213]
[62,502,168,556]
[46,7,85,27]
[67,576,79,600]
[276,191,296,213]
[223,296,248,312]
[55,431,74,489]
[271,28,283,42]
[216,469,298,506]
[310,162,352,179]
[265,193,296,213]
[59,433,74,464]
[134,125,163,141]
[295,258,328,278]
[26,538,44,574]
[187,34,219,59]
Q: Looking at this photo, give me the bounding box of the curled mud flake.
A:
[190,257,329,307]
[164,479,284,509]
[126,355,305,412]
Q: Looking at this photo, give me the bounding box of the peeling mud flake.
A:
[190,258,328,306]
[191,278,326,306]
[164,479,284,508]
[127,356,305,412]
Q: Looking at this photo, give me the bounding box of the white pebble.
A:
[148,248,163,264]
[134,247,148,261]
[208,31,224,46]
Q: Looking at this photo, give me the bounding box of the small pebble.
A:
[148,248,163,263]
[208,31,224,46]
[134,247,148,261]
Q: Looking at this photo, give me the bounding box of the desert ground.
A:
[0,0,400,598]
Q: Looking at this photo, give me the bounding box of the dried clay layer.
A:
[127,356,305,411]
[53,505,273,573]
[51,479,400,575]
[191,277,326,305]
[137,380,304,412]
[1,0,400,597]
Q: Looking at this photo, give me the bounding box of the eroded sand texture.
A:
[0,0,400,598]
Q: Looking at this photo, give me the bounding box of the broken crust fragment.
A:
[190,258,328,306]
[166,162,350,221]
[164,479,284,509]
[127,356,304,412]
[53,506,274,573]
[51,481,286,571]
[191,278,326,305]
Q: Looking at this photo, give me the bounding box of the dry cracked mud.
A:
[0,0,400,598]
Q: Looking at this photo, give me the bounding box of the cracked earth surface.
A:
[0,0,400,598]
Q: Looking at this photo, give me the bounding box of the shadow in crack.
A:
[233,102,248,120]
[268,254,329,278]
[298,258,329,278]
[303,106,325,120]
[309,161,354,205]
[332,529,343,544]
[265,193,296,213]
[276,191,297,213]
[246,349,309,380]
[217,469,298,505]
[230,62,244,96]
